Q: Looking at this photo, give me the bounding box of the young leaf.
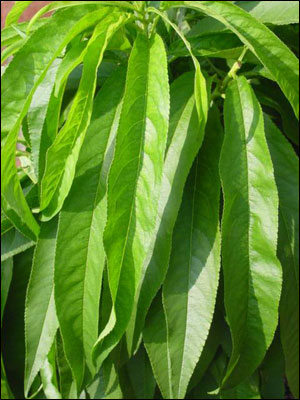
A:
[162,105,222,399]
[54,66,126,389]
[163,1,299,118]
[264,116,299,399]
[24,217,59,397]
[220,77,282,389]
[40,12,128,220]
[126,71,207,357]
[5,1,33,27]
[93,33,169,367]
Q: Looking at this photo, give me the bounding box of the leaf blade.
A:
[220,77,282,388]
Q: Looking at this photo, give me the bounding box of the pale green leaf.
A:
[87,358,123,399]
[1,5,113,240]
[143,293,171,399]
[237,1,299,25]
[40,344,62,400]
[54,66,126,389]
[24,217,59,397]
[93,33,169,367]
[220,76,282,388]
[40,12,128,220]
[1,228,35,262]
[27,59,61,180]
[126,71,206,357]
[5,1,33,27]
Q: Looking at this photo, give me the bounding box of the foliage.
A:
[1,1,299,399]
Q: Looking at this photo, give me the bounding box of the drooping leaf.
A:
[1,228,35,262]
[54,66,126,389]
[163,1,299,118]
[1,5,113,240]
[26,0,136,32]
[264,116,299,399]
[5,1,33,27]
[220,76,282,388]
[2,248,34,398]
[237,1,299,25]
[126,344,156,400]
[1,258,13,326]
[260,333,285,400]
[169,32,243,59]
[40,344,62,400]
[55,331,75,400]
[27,59,61,180]
[40,12,128,220]
[143,293,171,399]
[87,357,123,400]
[126,71,206,357]
[24,217,59,397]
[162,105,222,399]
[93,32,169,367]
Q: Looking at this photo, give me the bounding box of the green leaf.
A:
[27,59,61,180]
[40,344,62,400]
[221,373,261,399]
[169,32,243,59]
[237,1,299,25]
[1,258,13,326]
[38,92,67,196]
[40,12,128,220]
[55,332,75,399]
[220,76,282,388]
[1,39,26,64]
[163,1,299,118]
[87,358,123,399]
[143,293,171,399]
[24,217,59,397]
[126,344,156,400]
[26,0,137,32]
[93,33,169,367]
[1,5,112,240]
[54,40,88,96]
[1,228,35,262]
[162,105,223,399]
[187,310,225,392]
[260,333,285,400]
[264,116,299,399]
[54,66,126,390]
[2,248,34,398]
[1,20,47,47]
[126,71,206,357]
[1,357,14,400]
[5,1,33,27]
